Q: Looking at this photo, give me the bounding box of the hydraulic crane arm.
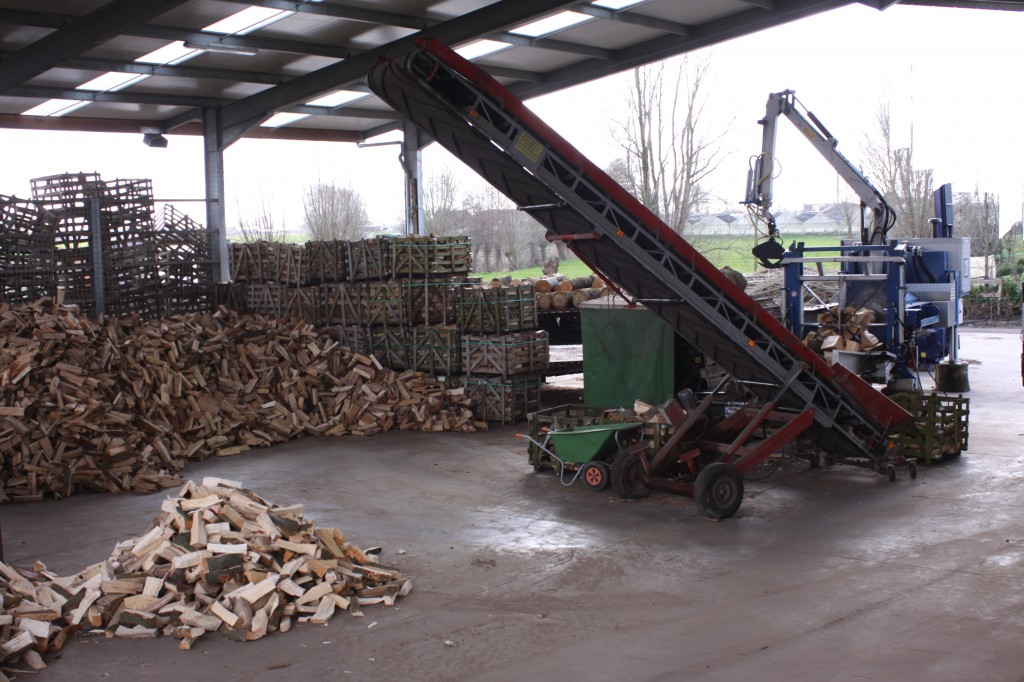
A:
[743,90,897,265]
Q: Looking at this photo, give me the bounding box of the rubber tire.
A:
[694,463,744,520]
[580,461,610,492]
[611,450,652,500]
[908,460,918,480]
[886,464,897,482]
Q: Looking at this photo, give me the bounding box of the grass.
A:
[473,233,848,280]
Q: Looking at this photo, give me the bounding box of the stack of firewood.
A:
[0,477,411,671]
[0,296,484,501]
[802,305,883,362]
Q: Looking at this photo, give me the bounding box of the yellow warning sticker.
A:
[515,132,543,165]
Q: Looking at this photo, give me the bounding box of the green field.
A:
[473,233,846,280]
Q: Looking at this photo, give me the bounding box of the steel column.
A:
[402,120,426,236]
[203,108,230,283]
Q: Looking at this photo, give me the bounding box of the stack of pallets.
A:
[153,205,214,316]
[230,241,310,321]
[0,195,57,306]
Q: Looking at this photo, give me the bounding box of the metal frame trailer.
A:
[368,39,912,479]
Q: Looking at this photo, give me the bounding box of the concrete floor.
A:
[5,327,1024,681]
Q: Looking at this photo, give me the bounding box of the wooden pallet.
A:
[391,236,471,278]
[347,237,391,281]
[890,392,970,461]
[456,284,537,333]
[463,373,542,424]
[230,242,264,283]
[462,330,549,376]
[244,282,281,317]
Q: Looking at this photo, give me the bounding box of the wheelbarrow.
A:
[517,421,645,491]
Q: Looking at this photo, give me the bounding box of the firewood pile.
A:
[0,477,412,671]
[802,305,883,362]
[0,296,484,502]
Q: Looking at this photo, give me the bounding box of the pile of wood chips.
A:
[0,296,485,501]
[802,305,883,362]
[0,477,411,674]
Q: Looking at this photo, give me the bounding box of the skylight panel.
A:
[307,90,366,108]
[591,0,644,9]
[455,40,507,60]
[203,7,292,36]
[261,112,309,128]
[509,11,590,37]
[22,100,90,117]
[135,41,198,65]
[77,72,148,92]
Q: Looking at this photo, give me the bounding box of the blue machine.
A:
[743,92,969,389]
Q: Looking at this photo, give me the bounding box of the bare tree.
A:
[423,167,462,237]
[611,53,728,235]
[861,103,934,238]
[955,187,1000,278]
[302,182,368,241]
[236,195,286,243]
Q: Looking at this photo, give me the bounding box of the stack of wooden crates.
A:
[458,283,547,423]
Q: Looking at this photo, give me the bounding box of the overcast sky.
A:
[0,3,1021,235]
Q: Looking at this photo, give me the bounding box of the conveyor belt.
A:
[368,39,911,467]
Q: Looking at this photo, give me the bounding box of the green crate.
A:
[890,392,970,461]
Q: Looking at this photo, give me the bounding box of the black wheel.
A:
[908,460,918,480]
[694,463,744,520]
[611,450,651,499]
[580,461,610,492]
[886,464,897,482]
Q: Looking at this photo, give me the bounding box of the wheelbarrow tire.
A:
[580,461,610,492]
[611,450,651,500]
[694,463,744,520]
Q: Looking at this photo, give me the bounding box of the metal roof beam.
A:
[0,0,190,95]
[0,113,360,142]
[489,32,614,59]
[212,0,578,147]
[571,4,693,35]
[0,52,290,86]
[9,84,224,109]
[509,0,857,100]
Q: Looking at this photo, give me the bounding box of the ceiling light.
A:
[510,11,590,38]
[183,40,258,55]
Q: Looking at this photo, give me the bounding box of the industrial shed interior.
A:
[0,0,1023,680]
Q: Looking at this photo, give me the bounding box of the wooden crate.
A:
[368,326,407,369]
[409,325,461,375]
[401,277,464,326]
[462,330,549,376]
[890,393,970,461]
[305,240,347,284]
[463,373,542,424]
[244,282,281,317]
[281,286,319,325]
[391,236,471,278]
[456,284,537,333]
[322,283,362,325]
[347,237,391,281]
[363,281,405,326]
[266,243,304,286]
[230,242,264,283]
[338,325,370,355]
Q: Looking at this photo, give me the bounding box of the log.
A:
[935,361,970,393]
[550,291,569,310]
[566,276,593,291]
[533,275,565,294]
[537,292,552,311]
[571,288,602,308]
